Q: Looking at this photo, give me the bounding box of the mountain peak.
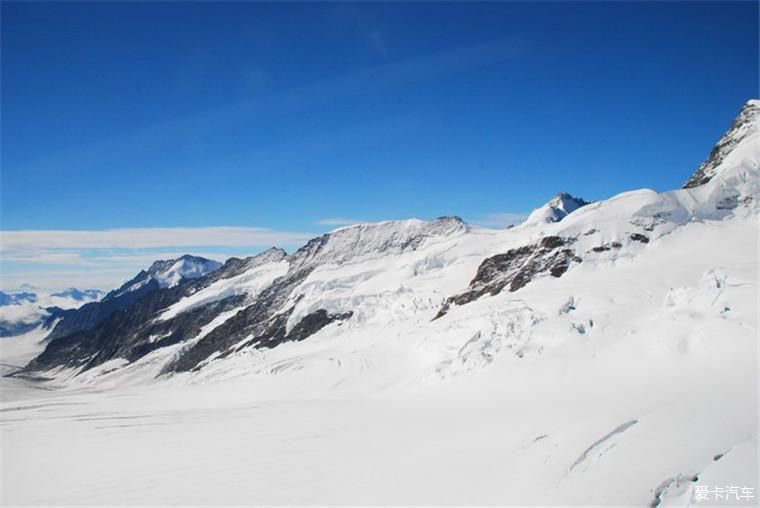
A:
[524,192,590,225]
[548,192,588,212]
[151,255,223,288]
[107,255,223,300]
[683,99,760,189]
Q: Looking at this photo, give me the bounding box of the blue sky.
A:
[1,1,758,290]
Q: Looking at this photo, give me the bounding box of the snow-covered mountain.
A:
[40,254,223,343]
[107,254,223,298]
[3,100,758,506]
[523,192,590,225]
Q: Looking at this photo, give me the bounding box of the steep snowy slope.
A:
[2,100,757,507]
[107,254,222,297]
[24,250,282,373]
[684,99,759,188]
[41,254,222,343]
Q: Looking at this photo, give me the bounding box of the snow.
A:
[1,103,758,505]
[524,192,589,225]
[2,204,755,505]
[157,260,288,321]
[153,256,223,288]
[0,323,59,402]
[110,255,223,298]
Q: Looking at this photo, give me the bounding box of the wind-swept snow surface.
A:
[1,101,758,506]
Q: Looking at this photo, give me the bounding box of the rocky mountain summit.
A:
[43,255,222,343]
[684,99,760,188]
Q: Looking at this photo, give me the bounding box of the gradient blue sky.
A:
[1,1,758,290]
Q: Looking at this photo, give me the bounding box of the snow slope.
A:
[1,100,757,507]
[108,254,222,298]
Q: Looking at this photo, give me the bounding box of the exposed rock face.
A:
[434,236,582,319]
[164,218,465,372]
[684,100,759,188]
[45,280,161,342]
[629,233,650,243]
[25,250,284,373]
[24,217,468,377]
[44,254,225,342]
[27,292,247,372]
[590,241,623,253]
[165,267,315,373]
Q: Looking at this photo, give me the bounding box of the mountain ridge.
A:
[16,99,759,383]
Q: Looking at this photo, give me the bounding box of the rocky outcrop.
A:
[684,100,759,188]
[435,236,582,319]
[45,279,161,342]
[629,233,649,243]
[43,254,229,343]
[162,219,467,372]
[23,218,470,377]
[23,250,285,374]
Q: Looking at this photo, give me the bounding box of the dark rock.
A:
[434,236,581,319]
[630,233,650,243]
[25,219,464,377]
[684,101,759,189]
[24,249,287,375]
[591,241,623,252]
[45,278,161,342]
[539,235,567,249]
